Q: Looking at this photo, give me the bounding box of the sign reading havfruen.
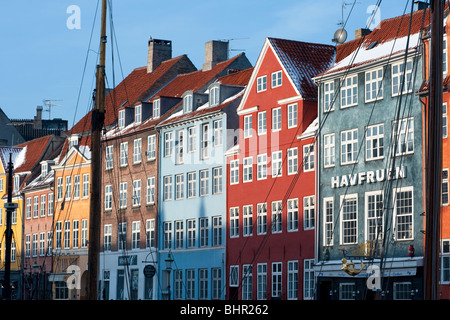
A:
[331,166,406,188]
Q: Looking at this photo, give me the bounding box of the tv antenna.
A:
[219,38,249,55]
[43,99,63,119]
[332,2,360,44]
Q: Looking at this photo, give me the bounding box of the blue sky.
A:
[0,0,411,129]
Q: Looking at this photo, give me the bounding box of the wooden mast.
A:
[88,0,107,300]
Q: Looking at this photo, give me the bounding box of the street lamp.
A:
[165,252,174,300]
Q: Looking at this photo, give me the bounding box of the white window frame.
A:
[187,126,196,153]
[163,175,173,201]
[244,115,252,138]
[340,194,358,245]
[230,159,239,185]
[287,103,297,128]
[105,184,112,211]
[272,107,281,132]
[391,59,413,96]
[229,207,239,238]
[135,105,142,124]
[257,75,267,92]
[303,144,314,172]
[257,154,267,180]
[153,99,160,119]
[120,142,128,167]
[271,262,282,299]
[147,135,156,160]
[341,74,358,108]
[119,182,127,209]
[164,131,173,158]
[105,145,113,169]
[340,128,358,165]
[118,109,125,129]
[271,200,282,234]
[443,102,448,139]
[213,119,223,147]
[288,147,298,175]
[175,174,184,200]
[243,205,253,237]
[271,70,282,88]
[146,177,155,204]
[393,186,414,241]
[365,190,384,243]
[287,198,298,232]
[199,169,209,196]
[443,169,449,206]
[323,197,334,246]
[132,179,141,207]
[257,203,267,235]
[323,133,335,168]
[324,80,335,112]
[365,67,383,102]
[366,123,384,161]
[271,151,282,177]
[187,172,197,198]
[303,195,315,230]
[133,138,142,164]
[393,118,414,156]
[258,111,266,135]
[243,157,253,183]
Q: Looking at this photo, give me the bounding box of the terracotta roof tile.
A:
[14,135,53,173]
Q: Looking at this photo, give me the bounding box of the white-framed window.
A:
[72,220,79,248]
[212,268,222,300]
[443,103,448,138]
[147,135,156,160]
[163,222,172,249]
[132,221,140,250]
[324,133,335,168]
[213,119,223,147]
[271,200,282,233]
[200,169,209,196]
[258,111,266,135]
[303,195,315,230]
[257,154,267,180]
[272,107,281,131]
[341,128,358,165]
[441,239,450,284]
[392,60,413,96]
[365,67,383,102]
[187,172,197,198]
[187,126,196,153]
[271,151,282,177]
[132,179,141,206]
[48,193,54,216]
[199,217,208,247]
[212,167,223,194]
[212,216,222,246]
[118,109,125,129]
[163,175,173,201]
[82,174,89,198]
[105,185,112,210]
[243,205,253,236]
[65,176,71,200]
[73,175,80,199]
[183,94,193,113]
[303,144,314,172]
[393,118,414,156]
[133,138,142,164]
[81,219,88,248]
[153,99,160,119]
[366,123,384,161]
[242,265,253,300]
[287,103,297,128]
[230,207,239,238]
[175,220,184,249]
[120,142,128,166]
[135,105,142,124]
[186,269,195,299]
[118,222,127,250]
[187,219,196,248]
[272,262,282,299]
[244,115,252,138]
[230,265,239,287]
[303,259,315,300]
[104,224,112,251]
[393,186,413,241]
[39,232,46,256]
[243,157,253,182]
[287,198,298,231]
[164,132,173,157]
[176,130,184,164]
[257,263,267,300]
[288,260,299,300]
[443,169,449,206]
[33,196,39,218]
[175,174,184,200]
[341,74,358,108]
[146,219,155,248]
[105,145,113,169]
[146,177,155,204]
[210,86,220,106]
[55,221,62,249]
[365,190,384,242]
[288,147,298,175]
[119,182,127,208]
[271,70,282,88]
[201,123,209,159]
[257,75,267,92]
[324,80,335,112]
[64,221,70,249]
[257,203,267,235]
[340,194,358,245]
[230,159,239,185]
[32,233,38,256]
[26,197,31,219]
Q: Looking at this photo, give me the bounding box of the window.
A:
[64,221,70,249]
[443,169,449,206]
[176,130,184,164]
[243,157,253,182]
[153,99,160,119]
[175,220,183,249]
[199,269,208,299]
[288,103,297,128]
[199,217,208,247]
[303,196,315,230]
[341,75,358,108]
[230,160,239,185]
[444,36,448,75]
[287,199,298,231]
[133,138,142,164]
[210,86,220,106]
[257,263,267,300]
[146,177,155,204]
[200,169,209,196]
[146,219,155,248]
[73,220,79,248]
[213,216,222,246]
[341,129,358,165]
[175,174,184,200]
[132,221,140,249]
[147,135,156,160]
[39,232,45,256]
[272,107,281,131]
[163,175,173,201]
[82,174,89,198]
[26,198,31,219]
[164,132,173,157]
[243,205,253,236]
[119,182,127,208]
[55,221,62,249]
[183,94,193,113]
[105,185,112,210]
[444,103,448,138]
[257,75,267,92]
[186,269,195,299]
[105,145,113,169]
[303,144,314,172]
[118,222,127,250]
[32,233,38,256]
[392,60,413,96]
[81,219,88,248]
[271,151,282,177]
[257,154,267,180]
[133,180,141,206]
[244,115,252,138]
[135,105,142,124]
[65,176,71,200]
[393,118,414,156]
[272,262,282,299]
[441,240,450,284]
[366,191,384,242]
[324,133,335,168]
[187,172,197,198]
[118,110,125,129]
[201,123,209,159]
[271,201,282,233]
[48,193,54,216]
[271,71,282,88]
[366,123,384,160]
[303,259,314,300]
[258,111,266,135]
[73,175,80,199]
[324,81,334,112]
[187,126,196,153]
[340,283,355,300]
[257,203,267,235]
[213,120,223,147]
[393,282,412,300]
[394,187,413,240]
[242,265,253,300]
[120,142,128,166]
[341,194,358,244]
[212,167,223,194]
[365,68,383,102]
[212,268,222,300]
[104,224,112,251]
[288,261,298,300]
[229,207,239,238]
[33,196,39,218]
[163,222,172,249]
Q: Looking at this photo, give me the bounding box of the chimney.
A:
[147,38,172,73]
[203,40,229,71]
[33,105,43,129]
[355,28,371,39]
[414,1,428,11]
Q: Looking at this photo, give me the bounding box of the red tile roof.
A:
[217,67,254,86]
[15,135,53,173]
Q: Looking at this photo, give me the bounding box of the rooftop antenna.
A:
[42,99,63,119]
[219,38,249,56]
[332,2,360,44]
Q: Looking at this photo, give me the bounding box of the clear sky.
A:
[0,0,412,130]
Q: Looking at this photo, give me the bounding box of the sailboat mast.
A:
[88,0,107,300]
[424,0,443,300]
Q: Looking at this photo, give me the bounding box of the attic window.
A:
[367,41,378,50]
[118,110,125,129]
[135,105,142,124]
[153,99,160,119]
[69,135,79,149]
[183,94,193,113]
[210,87,220,107]
[41,163,48,177]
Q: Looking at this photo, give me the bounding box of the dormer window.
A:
[210,86,219,107]
[135,105,142,124]
[69,135,79,149]
[41,163,48,177]
[118,110,125,129]
[153,100,160,119]
[14,175,20,193]
[183,94,193,113]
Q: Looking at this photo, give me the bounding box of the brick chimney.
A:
[147,38,172,73]
[203,40,229,71]
[33,105,43,129]
[355,28,371,39]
